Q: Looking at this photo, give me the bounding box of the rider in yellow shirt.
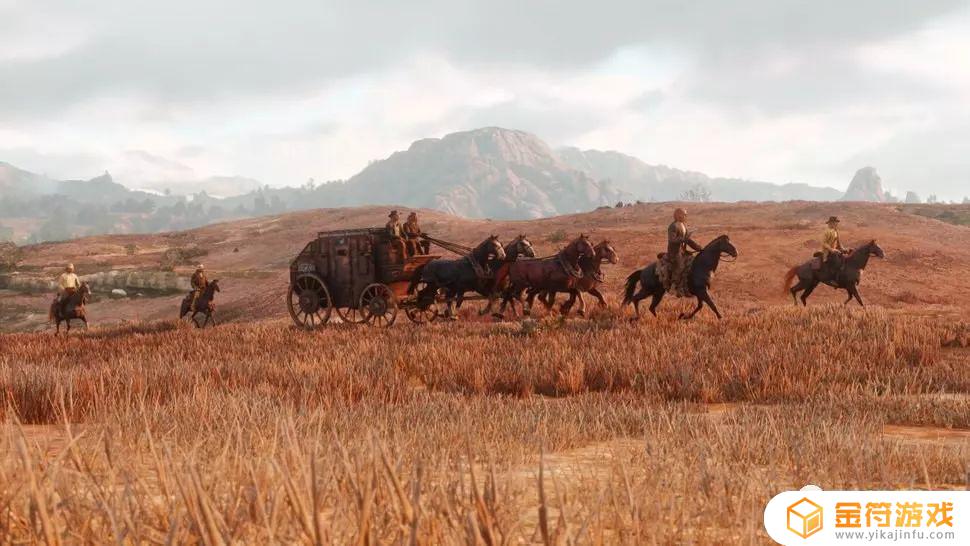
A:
[819,216,845,275]
[56,263,80,313]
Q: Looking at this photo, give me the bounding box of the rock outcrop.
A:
[904,191,921,204]
[843,167,887,202]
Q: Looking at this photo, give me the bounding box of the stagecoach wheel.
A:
[287,274,332,330]
[335,306,368,324]
[360,283,398,327]
[405,282,438,324]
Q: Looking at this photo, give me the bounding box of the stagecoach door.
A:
[329,235,373,308]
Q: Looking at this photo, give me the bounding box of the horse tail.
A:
[783,266,798,294]
[622,269,642,306]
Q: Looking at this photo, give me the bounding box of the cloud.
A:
[1,1,970,200]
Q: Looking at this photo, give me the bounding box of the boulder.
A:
[110,288,128,299]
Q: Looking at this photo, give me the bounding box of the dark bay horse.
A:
[623,235,737,320]
[49,282,91,334]
[540,240,618,316]
[180,279,221,327]
[784,240,884,306]
[408,236,506,320]
[480,234,536,316]
[498,235,596,316]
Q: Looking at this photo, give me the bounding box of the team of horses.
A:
[49,231,885,333]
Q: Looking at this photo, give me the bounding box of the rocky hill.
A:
[843,167,888,202]
[557,148,844,202]
[340,127,629,219]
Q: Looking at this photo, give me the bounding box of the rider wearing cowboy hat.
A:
[190,264,208,312]
[816,216,846,275]
[385,210,407,258]
[56,263,81,314]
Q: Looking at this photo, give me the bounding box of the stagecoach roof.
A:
[316,227,386,239]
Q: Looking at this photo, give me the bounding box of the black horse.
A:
[180,279,221,327]
[784,240,884,306]
[480,234,536,317]
[408,236,506,320]
[623,235,738,320]
[49,282,91,334]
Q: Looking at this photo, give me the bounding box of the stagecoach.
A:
[286,228,442,328]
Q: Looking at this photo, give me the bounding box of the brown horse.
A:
[497,234,596,316]
[540,240,618,316]
[49,282,91,334]
[180,279,221,327]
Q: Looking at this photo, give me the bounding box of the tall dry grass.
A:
[1,306,968,543]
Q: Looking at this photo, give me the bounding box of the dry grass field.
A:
[2,202,969,543]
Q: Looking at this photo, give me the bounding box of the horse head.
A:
[79,282,91,303]
[210,279,221,293]
[511,234,536,259]
[708,234,738,258]
[475,235,506,263]
[595,240,619,264]
[868,240,885,259]
[571,234,596,258]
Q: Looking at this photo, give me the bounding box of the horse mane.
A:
[702,234,729,250]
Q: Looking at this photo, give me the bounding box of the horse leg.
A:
[55,320,60,335]
[789,280,805,305]
[561,291,577,316]
[648,292,664,317]
[680,297,704,320]
[848,284,865,307]
[191,311,201,328]
[699,291,723,319]
[589,287,607,308]
[800,281,818,306]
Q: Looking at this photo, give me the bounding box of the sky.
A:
[1,0,968,200]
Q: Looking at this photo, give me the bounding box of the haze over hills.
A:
[3,127,960,243]
[557,147,844,202]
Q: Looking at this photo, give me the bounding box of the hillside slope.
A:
[2,202,968,332]
[558,148,844,202]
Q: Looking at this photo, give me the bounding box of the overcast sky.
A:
[1,0,968,199]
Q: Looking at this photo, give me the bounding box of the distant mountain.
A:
[843,167,888,202]
[0,161,57,197]
[339,127,628,219]
[557,148,844,202]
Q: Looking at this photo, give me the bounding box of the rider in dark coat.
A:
[661,208,702,296]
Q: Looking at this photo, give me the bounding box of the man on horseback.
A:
[190,264,208,312]
[813,216,846,279]
[55,263,80,315]
[660,208,702,297]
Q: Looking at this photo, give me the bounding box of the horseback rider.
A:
[190,264,208,312]
[55,263,81,314]
[813,216,846,277]
[661,208,702,296]
[402,212,429,256]
[385,210,407,258]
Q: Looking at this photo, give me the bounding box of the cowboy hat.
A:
[388,210,399,218]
